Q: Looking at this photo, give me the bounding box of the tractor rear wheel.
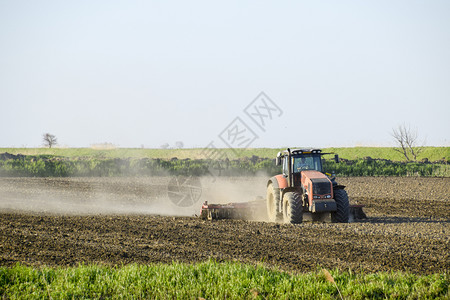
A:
[266,183,281,222]
[283,192,303,224]
[331,189,350,223]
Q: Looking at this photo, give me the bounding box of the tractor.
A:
[267,148,350,224]
[200,148,365,222]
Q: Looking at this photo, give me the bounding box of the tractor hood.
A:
[301,170,333,206]
[301,170,329,180]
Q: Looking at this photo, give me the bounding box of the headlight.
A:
[325,195,331,199]
[313,195,320,199]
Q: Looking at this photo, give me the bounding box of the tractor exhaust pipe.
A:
[287,148,292,187]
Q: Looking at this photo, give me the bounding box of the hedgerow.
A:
[0,154,448,177]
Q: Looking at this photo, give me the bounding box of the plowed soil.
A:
[0,176,449,274]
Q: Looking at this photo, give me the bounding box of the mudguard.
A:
[268,175,288,189]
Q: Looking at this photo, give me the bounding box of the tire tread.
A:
[332,189,350,223]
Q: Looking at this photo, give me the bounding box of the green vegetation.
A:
[1,262,448,299]
[0,155,448,177]
[0,156,278,177]
[323,159,450,177]
[325,147,449,162]
[0,147,448,177]
[1,146,448,161]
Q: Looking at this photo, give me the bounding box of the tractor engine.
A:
[300,170,336,213]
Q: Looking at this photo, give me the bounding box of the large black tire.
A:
[331,189,350,223]
[283,192,303,224]
[266,183,282,222]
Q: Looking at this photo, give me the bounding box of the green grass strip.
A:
[1,147,449,161]
[1,261,448,299]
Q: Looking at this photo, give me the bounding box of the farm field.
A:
[0,176,448,275]
[1,146,449,161]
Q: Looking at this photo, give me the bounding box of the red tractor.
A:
[200,148,365,222]
[267,148,349,223]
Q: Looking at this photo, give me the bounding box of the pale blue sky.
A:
[1,0,449,148]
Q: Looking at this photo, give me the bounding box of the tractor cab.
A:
[288,151,323,174]
[278,149,325,171]
[277,148,339,174]
[277,149,329,187]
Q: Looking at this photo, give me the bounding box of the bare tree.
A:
[175,141,184,149]
[42,133,57,148]
[391,124,423,161]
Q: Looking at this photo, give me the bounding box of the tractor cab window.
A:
[293,155,322,172]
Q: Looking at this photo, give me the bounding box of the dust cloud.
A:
[200,175,267,204]
[0,176,269,217]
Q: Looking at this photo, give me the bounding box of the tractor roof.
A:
[277,148,334,158]
[290,149,322,155]
[279,149,322,156]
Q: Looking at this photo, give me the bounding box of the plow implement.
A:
[349,204,367,220]
[200,198,266,221]
[200,198,366,222]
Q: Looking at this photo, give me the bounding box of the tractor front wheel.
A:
[331,189,350,223]
[283,192,303,224]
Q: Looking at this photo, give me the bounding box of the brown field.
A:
[0,176,448,274]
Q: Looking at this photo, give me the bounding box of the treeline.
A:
[0,154,279,177]
[0,153,448,177]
